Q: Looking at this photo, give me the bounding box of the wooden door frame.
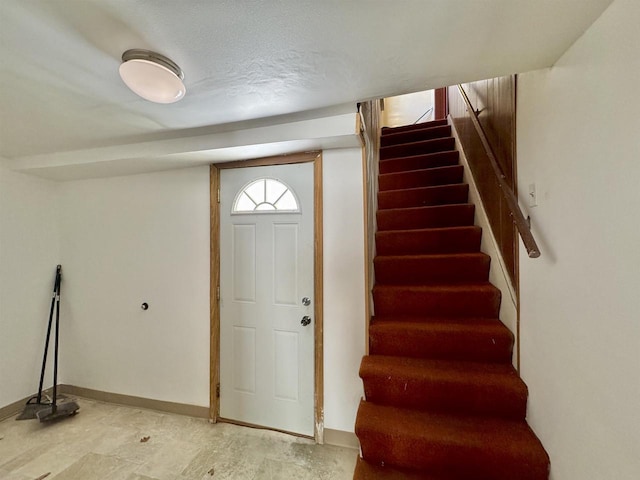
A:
[209,151,324,443]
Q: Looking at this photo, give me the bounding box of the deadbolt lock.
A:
[302,297,311,306]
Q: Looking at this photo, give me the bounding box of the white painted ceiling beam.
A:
[2,112,361,180]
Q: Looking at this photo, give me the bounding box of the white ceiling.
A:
[0,0,612,180]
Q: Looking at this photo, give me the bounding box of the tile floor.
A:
[0,398,357,480]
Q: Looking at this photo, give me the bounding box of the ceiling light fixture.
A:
[119,49,186,104]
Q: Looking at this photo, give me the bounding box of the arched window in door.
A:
[232,178,300,214]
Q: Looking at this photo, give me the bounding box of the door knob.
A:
[300,316,312,327]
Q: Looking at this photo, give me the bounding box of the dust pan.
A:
[36,399,79,422]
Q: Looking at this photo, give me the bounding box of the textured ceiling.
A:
[0,0,613,176]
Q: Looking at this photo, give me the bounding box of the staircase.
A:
[354,120,549,480]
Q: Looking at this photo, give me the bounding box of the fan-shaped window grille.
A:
[232,178,300,214]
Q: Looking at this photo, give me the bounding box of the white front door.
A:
[219,163,315,436]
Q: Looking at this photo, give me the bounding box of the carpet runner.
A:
[354,119,549,480]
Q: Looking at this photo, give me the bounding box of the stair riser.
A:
[379,165,463,191]
[380,137,455,160]
[378,184,468,210]
[379,151,459,175]
[354,458,444,480]
[373,288,501,317]
[381,125,452,147]
[369,326,514,363]
[376,228,482,255]
[361,376,527,420]
[381,119,448,135]
[377,205,475,231]
[375,255,490,284]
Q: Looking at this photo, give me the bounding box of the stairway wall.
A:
[449,122,519,368]
[448,77,518,286]
[517,1,640,479]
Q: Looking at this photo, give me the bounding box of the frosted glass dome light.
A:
[119,49,186,104]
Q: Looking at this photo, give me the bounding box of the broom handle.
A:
[36,266,61,404]
[52,265,62,412]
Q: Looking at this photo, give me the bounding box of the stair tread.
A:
[356,400,547,449]
[377,204,475,231]
[356,401,549,476]
[354,457,452,480]
[380,137,454,151]
[360,355,527,418]
[377,183,466,196]
[377,225,480,235]
[374,252,490,284]
[370,315,510,329]
[382,123,450,138]
[379,165,462,180]
[379,150,460,174]
[375,227,482,255]
[374,282,499,292]
[380,150,458,162]
[377,184,469,210]
[378,203,473,213]
[368,317,515,362]
[375,252,489,261]
[378,166,464,192]
[381,125,452,147]
[360,355,522,382]
[380,137,455,160]
[373,284,501,318]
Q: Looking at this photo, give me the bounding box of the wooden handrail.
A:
[456,84,540,258]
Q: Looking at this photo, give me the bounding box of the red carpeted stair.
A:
[354,120,549,479]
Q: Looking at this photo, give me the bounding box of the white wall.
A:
[322,148,366,432]
[0,166,60,408]
[58,167,211,407]
[517,1,640,479]
[382,90,435,128]
[56,151,366,432]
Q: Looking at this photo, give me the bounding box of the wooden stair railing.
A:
[456,84,540,258]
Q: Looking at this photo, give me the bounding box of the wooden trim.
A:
[210,151,324,443]
[218,417,313,440]
[209,165,221,423]
[59,385,210,418]
[361,146,370,355]
[513,74,521,374]
[216,151,320,170]
[324,428,360,450]
[313,154,324,444]
[435,87,448,120]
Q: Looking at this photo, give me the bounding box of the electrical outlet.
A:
[528,183,537,207]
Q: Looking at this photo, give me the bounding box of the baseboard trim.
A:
[58,385,209,419]
[2,387,356,450]
[324,428,360,449]
[0,394,32,421]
